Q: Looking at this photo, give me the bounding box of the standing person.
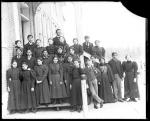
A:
[122,55,140,102]
[48,56,68,110]
[22,49,36,70]
[70,59,85,112]
[46,38,55,58]
[6,61,21,114]
[11,48,24,70]
[42,49,52,66]
[98,58,116,103]
[71,38,83,57]
[34,39,45,59]
[34,57,51,107]
[92,40,105,60]
[84,59,104,109]
[19,62,37,113]
[23,35,36,57]
[108,52,124,102]
[63,56,74,101]
[83,36,93,64]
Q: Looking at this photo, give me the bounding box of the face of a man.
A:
[113,54,118,60]
[12,61,17,68]
[56,30,61,36]
[85,37,89,43]
[28,36,34,43]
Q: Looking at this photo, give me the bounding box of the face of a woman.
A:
[36,40,41,46]
[16,49,22,55]
[95,40,100,46]
[53,57,58,63]
[70,49,74,54]
[58,48,63,53]
[48,39,53,45]
[27,50,32,56]
[74,61,79,68]
[43,51,48,56]
[68,57,72,62]
[17,41,22,47]
[73,39,78,45]
[126,55,131,61]
[22,64,28,70]
[100,58,105,64]
[37,59,42,65]
[12,61,17,68]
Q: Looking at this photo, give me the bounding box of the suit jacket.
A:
[83,42,93,55]
[108,59,123,78]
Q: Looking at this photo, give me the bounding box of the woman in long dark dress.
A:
[122,55,140,102]
[6,61,21,114]
[34,58,51,106]
[70,59,85,112]
[63,56,74,99]
[48,56,68,110]
[34,39,45,59]
[19,62,37,113]
[97,58,115,103]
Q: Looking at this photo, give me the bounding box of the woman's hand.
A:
[31,87,34,92]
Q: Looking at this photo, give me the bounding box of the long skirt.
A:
[50,74,67,99]
[70,78,82,106]
[35,79,51,106]
[20,81,37,110]
[98,76,115,103]
[7,80,21,111]
[124,72,140,99]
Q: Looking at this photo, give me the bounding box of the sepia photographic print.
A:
[2,1,146,119]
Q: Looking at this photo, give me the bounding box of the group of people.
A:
[6,29,140,114]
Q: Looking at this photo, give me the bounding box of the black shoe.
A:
[31,108,37,113]
[100,101,103,108]
[131,98,137,102]
[94,104,98,109]
[118,99,124,102]
[56,107,60,111]
[9,110,16,114]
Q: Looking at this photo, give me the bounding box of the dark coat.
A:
[46,44,55,55]
[6,68,21,111]
[108,59,123,78]
[92,46,105,59]
[83,42,93,55]
[42,55,53,66]
[97,64,115,103]
[48,63,68,99]
[23,42,36,57]
[71,44,83,56]
[34,65,51,105]
[122,61,139,98]
[19,69,37,110]
[70,67,84,106]
[22,56,36,69]
[34,47,45,59]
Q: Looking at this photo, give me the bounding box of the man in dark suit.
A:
[23,35,36,57]
[83,36,93,65]
[108,52,124,102]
